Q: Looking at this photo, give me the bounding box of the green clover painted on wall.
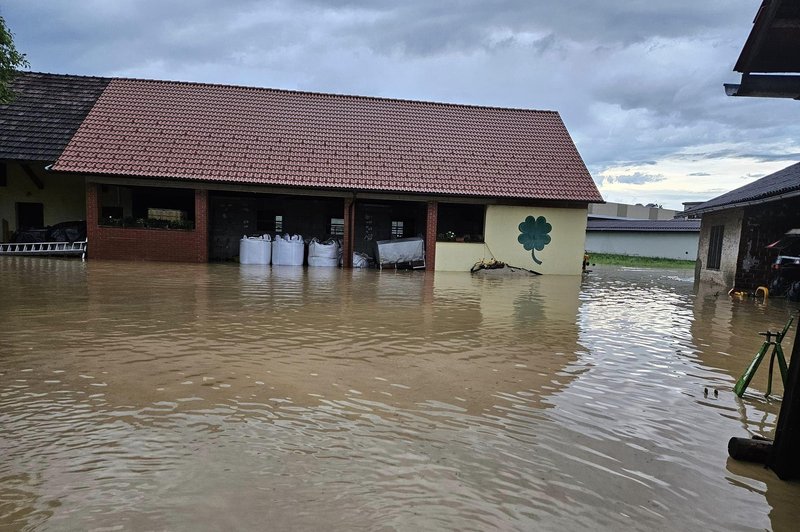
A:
[517,215,552,265]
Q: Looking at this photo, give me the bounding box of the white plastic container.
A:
[239,235,272,264]
[308,238,340,267]
[272,234,305,265]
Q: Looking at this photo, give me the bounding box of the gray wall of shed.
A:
[585,231,698,260]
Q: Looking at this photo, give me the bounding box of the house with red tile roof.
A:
[5,73,601,273]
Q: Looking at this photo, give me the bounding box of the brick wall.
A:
[425,201,437,271]
[87,183,209,262]
[342,197,354,268]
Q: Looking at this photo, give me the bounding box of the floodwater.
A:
[1,258,799,531]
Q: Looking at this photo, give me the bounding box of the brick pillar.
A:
[425,201,437,271]
[342,197,354,268]
[86,182,100,259]
[194,189,209,262]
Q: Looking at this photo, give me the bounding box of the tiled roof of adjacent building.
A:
[586,219,700,232]
[52,78,602,202]
[0,72,110,162]
[684,162,800,215]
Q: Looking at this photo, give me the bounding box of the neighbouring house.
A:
[0,73,109,241]
[685,162,800,289]
[585,219,700,261]
[2,73,602,272]
[720,0,800,481]
[692,0,800,290]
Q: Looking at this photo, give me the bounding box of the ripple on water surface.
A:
[1,258,799,530]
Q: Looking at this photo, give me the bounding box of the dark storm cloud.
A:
[691,148,800,163]
[2,1,754,79]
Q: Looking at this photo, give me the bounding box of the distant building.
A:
[588,201,679,221]
[586,219,700,260]
[585,201,698,259]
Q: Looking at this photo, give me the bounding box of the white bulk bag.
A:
[308,238,340,267]
[239,234,272,264]
[353,252,369,268]
[272,234,305,265]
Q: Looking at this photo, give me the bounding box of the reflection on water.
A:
[1,258,799,530]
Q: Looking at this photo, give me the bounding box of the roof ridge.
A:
[108,75,560,115]
[15,70,112,82]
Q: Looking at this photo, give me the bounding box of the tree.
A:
[1,15,29,103]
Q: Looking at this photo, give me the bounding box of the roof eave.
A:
[725,74,800,99]
[681,187,800,217]
[51,167,601,204]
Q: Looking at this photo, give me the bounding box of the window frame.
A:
[706,224,724,270]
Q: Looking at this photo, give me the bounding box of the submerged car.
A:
[767,229,800,300]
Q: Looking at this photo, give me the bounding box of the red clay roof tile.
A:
[53,78,602,202]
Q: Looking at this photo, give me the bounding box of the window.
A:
[330,217,344,236]
[437,203,485,242]
[101,206,123,220]
[707,225,724,270]
[255,211,284,233]
[98,184,195,229]
[391,220,404,239]
[0,162,7,186]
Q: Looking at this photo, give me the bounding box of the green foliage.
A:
[588,253,695,269]
[1,15,29,103]
[517,215,552,265]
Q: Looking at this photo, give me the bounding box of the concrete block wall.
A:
[697,208,743,288]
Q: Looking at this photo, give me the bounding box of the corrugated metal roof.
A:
[684,162,800,215]
[0,72,110,162]
[586,219,701,232]
[52,78,602,202]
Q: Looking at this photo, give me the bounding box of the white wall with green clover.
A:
[435,204,588,274]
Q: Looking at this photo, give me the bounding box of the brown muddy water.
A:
[1,257,800,531]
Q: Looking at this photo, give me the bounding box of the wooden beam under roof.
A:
[21,163,44,189]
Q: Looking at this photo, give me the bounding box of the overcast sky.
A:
[3,0,799,209]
